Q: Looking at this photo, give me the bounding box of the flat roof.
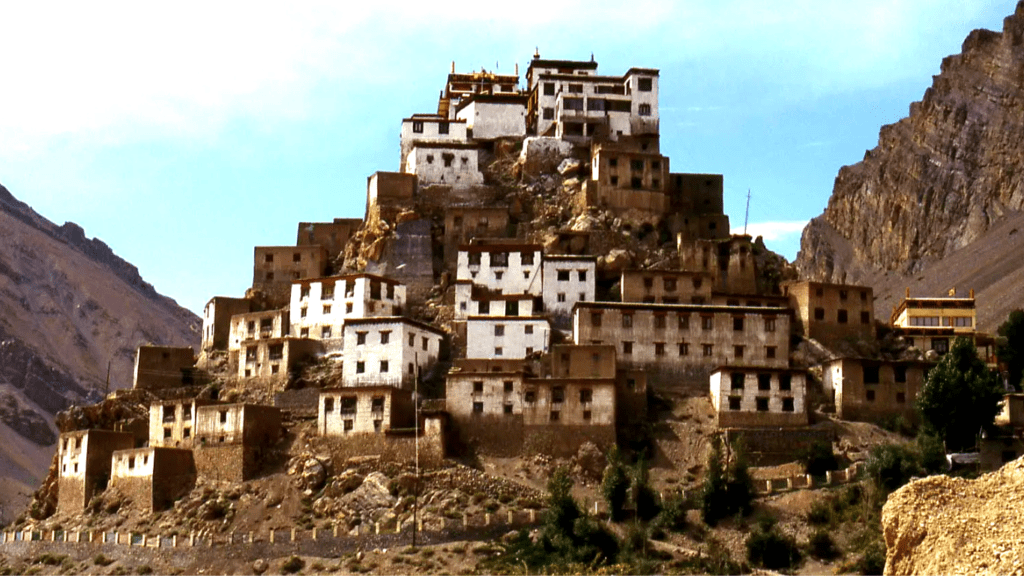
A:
[344,316,446,336]
[713,365,807,374]
[574,302,791,315]
[292,272,404,287]
[459,242,543,253]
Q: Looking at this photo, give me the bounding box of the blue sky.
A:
[0,1,1015,314]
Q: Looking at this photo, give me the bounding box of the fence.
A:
[0,508,546,552]
[754,462,864,494]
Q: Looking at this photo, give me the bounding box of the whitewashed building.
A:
[454,282,541,321]
[289,274,405,352]
[341,317,445,389]
[709,366,808,428]
[399,115,470,172]
[455,94,528,140]
[228,309,290,353]
[405,142,484,187]
[456,243,543,294]
[466,316,551,359]
[543,255,596,323]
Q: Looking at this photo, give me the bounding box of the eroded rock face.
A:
[796,2,1024,283]
[881,458,1024,575]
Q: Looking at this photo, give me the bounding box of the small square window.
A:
[866,389,876,402]
[495,325,505,337]
[896,392,906,404]
[473,402,484,414]
[622,314,633,328]
[728,397,741,411]
[678,342,689,356]
[654,342,665,356]
[702,344,714,356]
[814,307,825,321]
[734,345,744,359]
[766,346,777,359]
[495,347,503,356]
[357,331,367,345]
[838,309,848,324]
[779,374,792,391]
[380,361,389,373]
[733,317,744,331]
[356,361,365,374]
[755,397,769,412]
[702,316,713,330]
[504,404,513,415]
[591,312,603,327]
[782,398,794,412]
[550,410,560,421]
[525,324,534,335]
[622,341,633,355]
[758,374,771,391]
[344,419,354,431]
[731,372,745,390]
[525,391,536,403]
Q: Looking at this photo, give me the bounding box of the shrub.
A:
[866,443,922,495]
[807,499,833,526]
[601,446,630,522]
[800,440,839,476]
[281,556,305,574]
[137,565,153,575]
[652,491,689,534]
[702,436,755,525]
[746,515,801,570]
[93,554,114,567]
[854,541,886,575]
[917,432,947,474]
[808,529,840,560]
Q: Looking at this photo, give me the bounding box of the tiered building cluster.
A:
[55,52,1008,515]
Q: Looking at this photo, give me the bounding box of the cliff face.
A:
[796,2,1024,328]
[0,183,200,523]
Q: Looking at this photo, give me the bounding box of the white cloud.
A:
[732,221,808,242]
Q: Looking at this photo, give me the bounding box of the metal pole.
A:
[413,354,419,547]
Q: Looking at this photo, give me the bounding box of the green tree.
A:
[917,336,1005,452]
[630,456,661,522]
[701,436,729,525]
[998,309,1024,390]
[865,443,921,495]
[725,439,754,517]
[601,446,630,522]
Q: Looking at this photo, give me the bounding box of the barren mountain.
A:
[795,2,1024,330]
[0,183,200,523]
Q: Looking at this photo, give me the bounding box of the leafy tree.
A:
[800,440,839,476]
[745,514,801,570]
[601,446,630,522]
[916,432,947,474]
[701,436,755,525]
[630,456,661,522]
[865,443,921,495]
[998,309,1024,390]
[916,336,1005,452]
[724,439,754,517]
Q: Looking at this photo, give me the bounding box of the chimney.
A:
[905,287,910,298]
[970,288,975,298]
[451,61,455,73]
[515,62,519,76]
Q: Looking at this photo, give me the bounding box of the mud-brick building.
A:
[237,337,322,383]
[148,399,222,449]
[57,430,135,513]
[228,309,290,354]
[709,366,808,428]
[666,173,731,241]
[289,273,406,352]
[252,245,329,307]
[782,280,875,346]
[193,404,281,482]
[405,141,485,188]
[443,207,512,265]
[572,302,790,392]
[318,386,414,436]
[581,140,671,213]
[366,171,418,224]
[820,357,930,423]
[981,394,1024,471]
[200,296,252,354]
[678,235,759,296]
[340,317,445,389]
[296,218,362,259]
[520,373,616,455]
[109,447,196,512]
[133,346,196,390]
[620,269,714,304]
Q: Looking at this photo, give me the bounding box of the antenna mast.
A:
[743,188,751,235]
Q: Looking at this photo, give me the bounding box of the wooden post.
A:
[826,470,833,485]
[806,474,813,488]
[290,528,296,542]
[529,509,536,523]
[312,527,317,541]
[508,510,514,524]
[189,532,195,547]
[485,513,491,526]
[375,522,380,535]
[172,535,177,548]
[269,529,275,544]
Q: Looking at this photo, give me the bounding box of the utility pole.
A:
[743,188,751,236]
[412,353,420,548]
[104,359,112,397]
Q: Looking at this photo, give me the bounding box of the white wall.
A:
[466,317,550,359]
[456,247,542,295]
[543,258,596,320]
[456,101,526,140]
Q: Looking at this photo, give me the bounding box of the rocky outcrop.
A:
[882,457,1024,575]
[796,2,1024,324]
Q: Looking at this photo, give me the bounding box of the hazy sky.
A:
[0,1,1016,314]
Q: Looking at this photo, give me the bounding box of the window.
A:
[839,290,848,300]
[557,270,570,281]
[655,342,665,356]
[219,410,228,423]
[356,361,365,374]
[563,97,583,110]
[578,270,587,281]
[438,121,449,134]
[346,303,353,314]
[622,314,633,328]
[344,419,354,431]
[866,389,876,402]
[814,307,825,321]
[654,315,666,330]
[322,304,331,315]
[380,331,391,344]
[638,103,652,116]
[864,365,880,384]
[861,311,871,324]
[638,77,653,91]
[300,286,310,299]
[183,427,191,438]
[678,314,690,330]
[550,410,560,421]
[758,373,771,391]
[764,318,776,332]
[568,83,583,93]
[264,253,273,263]
[664,278,676,292]
[163,427,172,439]
[494,324,505,337]
[268,344,283,360]
[479,300,490,314]
[504,404,514,415]
[733,316,744,331]
[734,345,745,359]
[379,360,389,373]
[838,309,848,324]
[505,300,518,316]
[443,153,454,167]
[932,338,949,354]
[543,107,554,120]
[495,271,503,280]
[473,402,484,414]
[583,410,592,421]
[580,389,593,403]
[525,324,534,335]
[408,363,414,375]
[324,397,334,412]
[356,331,367,345]
[504,381,514,393]
[543,82,555,96]
[622,341,633,355]
[495,347,503,356]
[702,344,714,356]
[778,375,792,392]
[422,337,429,350]
[894,366,907,383]
[731,372,745,390]
[412,120,424,133]
[522,252,535,265]
[701,316,713,330]
[322,285,334,300]
[491,252,509,267]
[552,387,564,403]
[591,312,602,327]
[782,398,794,412]
[728,397,741,411]
[755,398,769,412]
[896,392,906,404]
[557,292,566,302]
[340,397,356,414]
[266,272,274,280]
[766,346,777,359]
[525,391,536,403]
[321,326,332,339]
[678,342,689,356]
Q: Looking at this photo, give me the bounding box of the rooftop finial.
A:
[451,61,455,73]
[590,52,595,62]
[534,47,540,59]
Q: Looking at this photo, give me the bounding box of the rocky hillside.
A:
[0,183,200,523]
[882,456,1024,575]
[795,1,1024,330]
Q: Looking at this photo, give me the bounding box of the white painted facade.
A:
[456,244,543,295]
[466,316,550,359]
[341,317,444,389]
[542,256,596,320]
[289,274,405,352]
[709,367,808,427]
[455,98,527,140]
[405,143,484,187]
[228,309,289,352]
[454,281,539,321]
